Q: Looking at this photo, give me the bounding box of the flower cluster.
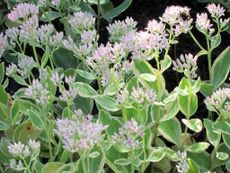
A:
[196,3,229,34]
[161,6,193,36]
[37,24,64,47]
[55,109,107,153]
[112,118,143,149]
[205,88,230,117]
[207,3,225,18]
[196,13,213,32]
[86,43,127,86]
[116,86,156,105]
[107,17,137,42]
[172,53,198,79]
[59,76,78,103]
[25,79,50,106]
[7,3,39,22]
[6,55,36,78]
[8,140,40,171]
[176,151,189,173]
[69,12,96,34]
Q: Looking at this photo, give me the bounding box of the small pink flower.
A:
[207,3,225,18]
[8,3,38,22]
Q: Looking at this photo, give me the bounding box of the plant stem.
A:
[130,149,135,173]
[32,44,40,67]
[141,146,147,173]
[97,0,101,34]
[206,35,212,79]
[87,156,90,173]
[20,157,31,173]
[189,31,206,51]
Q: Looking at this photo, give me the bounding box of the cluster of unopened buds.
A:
[112,118,143,149]
[196,3,229,34]
[172,53,198,79]
[8,140,40,171]
[205,88,230,117]
[116,86,156,105]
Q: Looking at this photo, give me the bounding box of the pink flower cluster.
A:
[112,118,143,149]
[207,3,225,18]
[55,110,107,153]
[8,3,39,22]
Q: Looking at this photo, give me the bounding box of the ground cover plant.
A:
[0,0,230,173]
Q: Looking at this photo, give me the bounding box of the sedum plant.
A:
[0,1,229,173]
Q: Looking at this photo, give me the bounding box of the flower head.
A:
[207,3,225,18]
[112,118,143,150]
[107,17,137,42]
[196,13,213,32]
[161,6,192,35]
[205,88,230,117]
[172,53,198,79]
[17,55,36,78]
[7,3,39,22]
[59,76,78,103]
[55,110,107,153]
[69,12,95,34]
[25,79,50,106]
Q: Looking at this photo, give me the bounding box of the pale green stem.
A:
[189,31,206,51]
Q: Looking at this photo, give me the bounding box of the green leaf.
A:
[53,48,77,70]
[158,118,182,147]
[182,119,203,133]
[0,62,4,84]
[114,158,130,166]
[210,34,221,49]
[76,69,96,81]
[0,121,10,131]
[223,134,230,149]
[143,128,153,149]
[160,55,171,72]
[41,162,64,173]
[133,60,165,98]
[103,0,132,21]
[75,82,98,98]
[203,119,221,147]
[186,142,210,153]
[140,73,156,82]
[13,75,28,86]
[0,137,11,158]
[178,93,198,119]
[0,85,8,105]
[147,148,166,162]
[213,121,230,135]
[226,160,230,172]
[41,11,63,22]
[95,95,119,112]
[89,151,101,158]
[187,151,211,170]
[74,96,94,114]
[211,46,230,89]
[187,158,200,173]
[216,152,229,161]
[28,110,44,128]
[200,81,214,97]
[99,110,121,135]
[10,100,20,125]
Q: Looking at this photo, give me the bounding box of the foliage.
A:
[0,1,229,173]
